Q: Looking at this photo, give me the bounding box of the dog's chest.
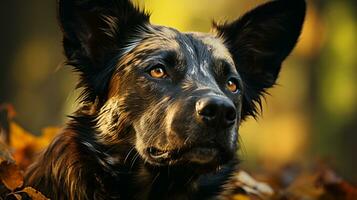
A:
[100,164,235,200]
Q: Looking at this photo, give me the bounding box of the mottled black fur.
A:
[25,0,306,199]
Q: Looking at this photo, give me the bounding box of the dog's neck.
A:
[97,154,235,200]
[131,166,199,200]
[91,138,202,200]
[93,144,237,200]
[88,146,203,200]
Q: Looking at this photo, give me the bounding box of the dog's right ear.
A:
[58,0,150,102]
[213,0,306,119]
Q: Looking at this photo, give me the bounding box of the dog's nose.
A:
[196,96,236,128]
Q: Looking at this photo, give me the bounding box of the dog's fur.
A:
[25,0,306,199]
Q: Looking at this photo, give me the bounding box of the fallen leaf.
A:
[0,141,23,192]
[317,169,357,200]
[6,193,22,200]
[217,170,274,200]
[232,194,251,200]
[276,172,324,200]
[9,122,60,169]
[0,161,24,191]
[0,143,13,164]
[20,187,49,200]
[234,171,274,198]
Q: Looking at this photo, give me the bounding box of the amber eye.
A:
[149,66,167,79]
[227,78,238,93]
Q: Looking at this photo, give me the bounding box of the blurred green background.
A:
[0,0,356,182]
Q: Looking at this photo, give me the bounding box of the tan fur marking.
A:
[189,32,234,65]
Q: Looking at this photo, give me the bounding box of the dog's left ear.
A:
[58,0,150,103]
[214,0,306,119]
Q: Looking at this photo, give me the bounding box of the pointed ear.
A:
[214,0,306,119]
[58,0,150,102]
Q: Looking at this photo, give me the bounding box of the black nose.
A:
[196,96,237,128]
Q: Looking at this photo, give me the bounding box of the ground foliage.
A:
[0,104,356,200]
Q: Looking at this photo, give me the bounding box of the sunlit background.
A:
[0,0,356,182]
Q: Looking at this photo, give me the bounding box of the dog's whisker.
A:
[183,135,191,146]
[149,172,161,189]
[130,152,140,171]
[124,147,136,164]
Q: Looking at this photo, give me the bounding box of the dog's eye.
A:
[226,78,238,93]
[149,65,168,79]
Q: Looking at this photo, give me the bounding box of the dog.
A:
[25,0,306,199]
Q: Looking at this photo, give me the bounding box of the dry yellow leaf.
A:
[232,194,250,200]
[21,187,49,200]
[9,122,60,168]
[234,171,274,197]
[0,141,24,191]
[8,193,22,200]
[0,161,24,191]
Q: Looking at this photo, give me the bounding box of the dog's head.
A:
[59,0,305,170]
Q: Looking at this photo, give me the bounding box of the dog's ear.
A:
[214,0,306,119]
[58,0,150,103]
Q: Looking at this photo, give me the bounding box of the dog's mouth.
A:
[145,145,222,166]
